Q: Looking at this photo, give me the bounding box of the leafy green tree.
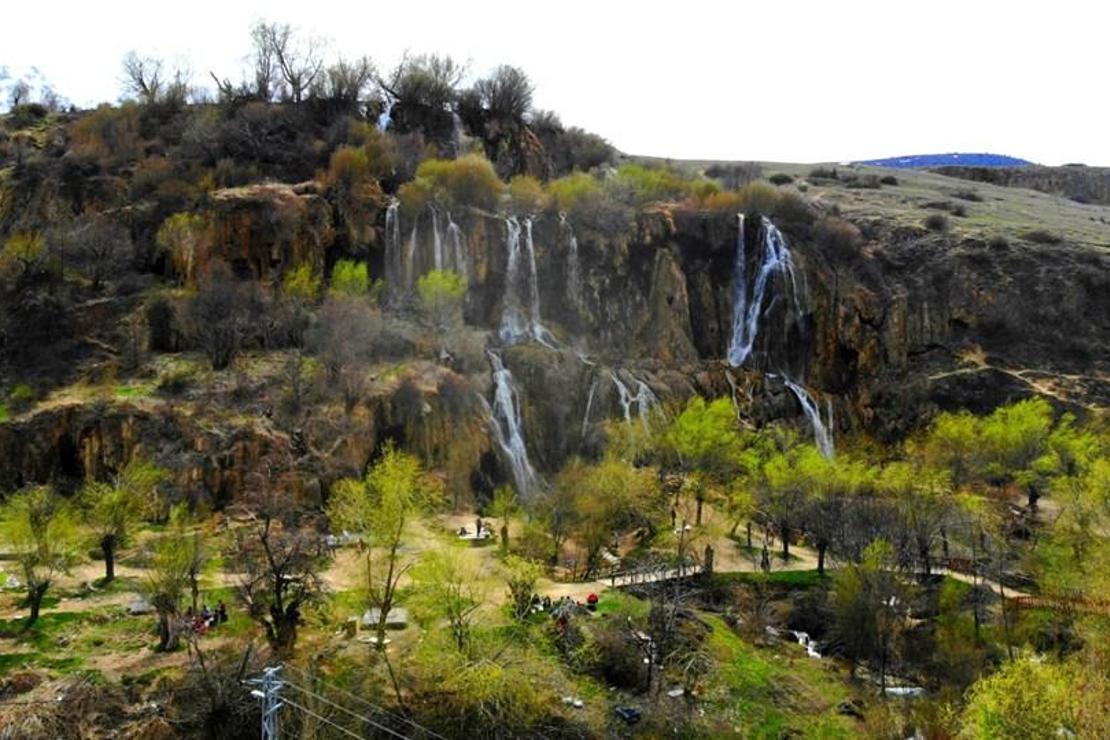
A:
[417,268,467,356]
[803,451,877,574]
[80,457,167,582]
[329,259,370,298]
[658,396,744,525]
[503,555,544,621]
[142,505,209,651]
[282,262,321,301]
[487,485,518,552]
[921,409,980,489]
[829,539,912,689]
[960,657,1079,739]
[979,397,1056,510]
[411,547,486,653]
[879,458,952,575]
[0,486,82,628]
[328,443,440,649]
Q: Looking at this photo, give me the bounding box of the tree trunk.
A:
[500,524,509,552]
[781,526,790,559]
[101,537,116,583]
[817,543,826,575]
[25,583,48,629]
[746,522,752,550]
[158,612,181,651]
[1028,486,1040,512]
[695,496,703,526]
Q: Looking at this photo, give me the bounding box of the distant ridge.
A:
[853,153,1034,168]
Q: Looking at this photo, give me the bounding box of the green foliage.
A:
[80,457,168,579]
[503,555,544,621]
[960,657,1078,739]
[658,396,744,478]
[411,547,487,652]
[0,403,8,423]
[507,174,547,214]
[328,443,441,539]
[611,163,710,204]
[402,154,505,212]
[547,171,603,211]
[282,261,321,300]
[416,268,467,338]
[0,485,82,626]
[328,259,370,298]
[155,212,209,285]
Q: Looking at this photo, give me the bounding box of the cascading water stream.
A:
[782,378,835,459]
[499,217,557,347]
[727,216,801,367]
[581,378,598,438]
[560,213,581,316]
[728,216,834,456]
[384,199,401,293]
[446,213,467,277]
[377,98,393,131]
[430,206,443,271]
[485,351,538,495]
[611,373,658,427]
[405,221,419,288]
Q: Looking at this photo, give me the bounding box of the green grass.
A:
[712,569,830,590]
[114,382,155,399]
[703,614,860,738]
[0,403,9,423]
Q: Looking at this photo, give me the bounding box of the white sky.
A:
[3,0,1107,165]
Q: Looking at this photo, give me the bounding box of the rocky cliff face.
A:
[3,174,1106,504]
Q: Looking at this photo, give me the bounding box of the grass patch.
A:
[703,613,858,738]
[114,382,154,399]
[594,590,649,619]
[711,569,829,590]
[0,404,9,423]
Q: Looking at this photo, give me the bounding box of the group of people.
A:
[184,601,228,635]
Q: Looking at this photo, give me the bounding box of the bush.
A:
[768,173,794,185]
[950,203,968,217]
[924,213,950,232]
[283,262,321,300]
[879,175,899,185]
[987,235,1010,250]
[407,154,505,211]
[611,163,702,204]
[808,166,839,180]
[69,103,143,164]
[815,216,863,264]
[735,181,782,215]
[7,384,35,412]
[507,175,548,214]
[329,260,370,297]
[1023,229,1063,245]
[953,189,983,202]
[547,172,603,212]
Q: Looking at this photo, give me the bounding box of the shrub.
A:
[815,216,863,264]
[155,212,210,285]
[474,65,534,122]
[1023,229,1063,245]
[735,181,782,215]
[547,172,603,212]
[507,175,548,214]
[329,260,370,297]
[283,262,321,301]
[950,203,968,217]
[987,235,1010,250]
[924,213,950,232]
[953,189,983,202]
[879,175,899,185]
[768,173,794,185]
[69,103,143,164]
[701,190,746,213]
[611,163,699,204]
[410,154,505,211]
[324,146,371,190]
[808,166,839,180]
[706,162,762,189]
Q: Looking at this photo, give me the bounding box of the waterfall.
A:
[560,213,581,316]
[486,351,538,495]
[430,206,443,271]
[446,213,467,277]
[499,217,557,347]
[581,377,598,438]
[783,378,835,459]
[611,373,658,427]
[727,216,802,367]
[404,220,419,288]
[377,98,393,131]
[384,199,401,293]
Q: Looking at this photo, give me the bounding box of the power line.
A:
[282,663,445,739]
[280,695,365,740]
[280,679,408,740]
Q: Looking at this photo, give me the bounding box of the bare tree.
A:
[121,51,190,106]
[317,56,376,110]
[251,21,326,104]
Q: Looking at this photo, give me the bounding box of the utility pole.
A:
[248,665,284,739]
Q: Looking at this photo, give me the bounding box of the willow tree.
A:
[327,442,441,650]
[657,396,744,525]
[80,457,167,582]
[0,486,81,628]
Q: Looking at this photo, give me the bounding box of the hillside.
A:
[0,40,1108,740]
